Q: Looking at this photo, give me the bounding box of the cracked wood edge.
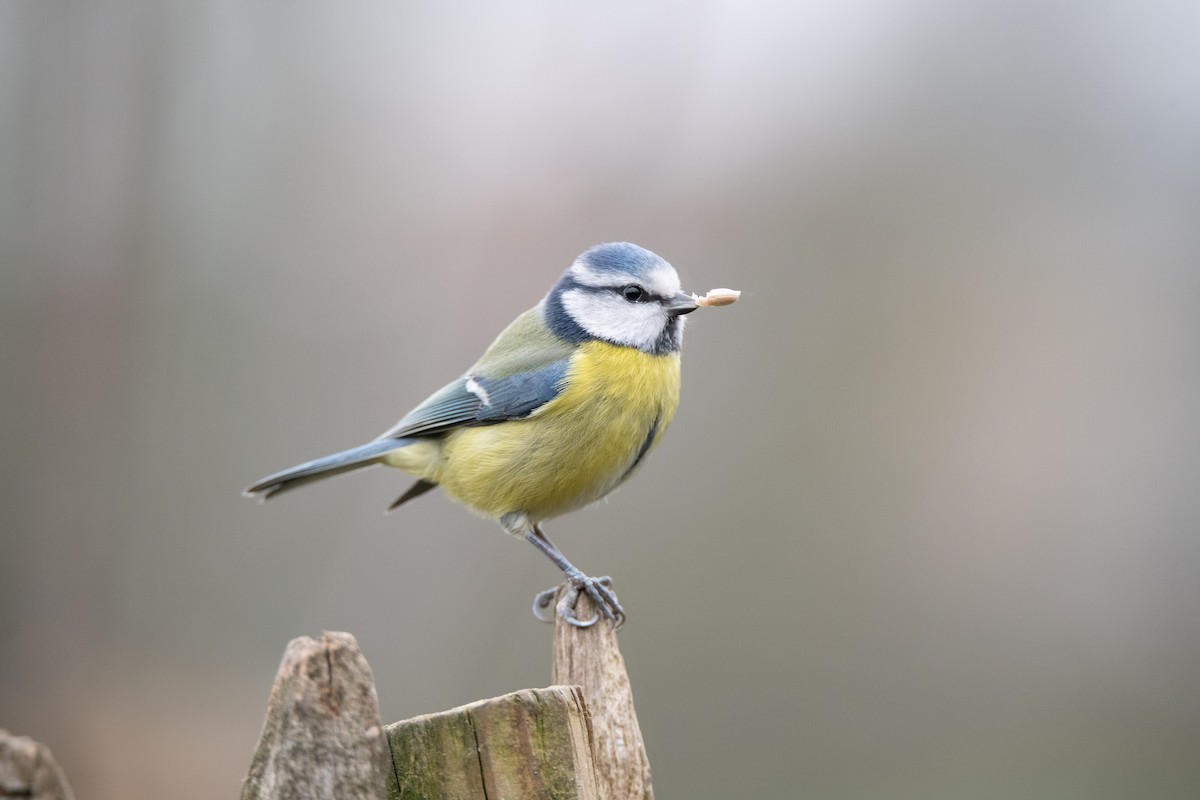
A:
[385,686,599,800]
[241,631,389,800]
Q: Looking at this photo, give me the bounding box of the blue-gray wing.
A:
[376,358,571,440]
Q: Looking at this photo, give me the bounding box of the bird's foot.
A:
[532,574,625,629]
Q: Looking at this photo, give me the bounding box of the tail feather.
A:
[244,439,408,500]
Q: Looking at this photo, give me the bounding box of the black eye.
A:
[621,284,646,302]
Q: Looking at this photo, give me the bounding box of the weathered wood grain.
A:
[0,729,74,800]
[385,685,599,800]
[553,590,654,800]
[241,631,388,800]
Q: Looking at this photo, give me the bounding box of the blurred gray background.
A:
[3,2,1199,798]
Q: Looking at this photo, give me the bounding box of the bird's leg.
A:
[525,525,625,628]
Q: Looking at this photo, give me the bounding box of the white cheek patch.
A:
[562,288,665,351]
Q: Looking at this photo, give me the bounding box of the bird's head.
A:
[543,242,697,355]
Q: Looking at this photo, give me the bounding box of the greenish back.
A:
[470,306,576,379]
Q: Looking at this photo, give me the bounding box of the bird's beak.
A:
[666,292,699,316]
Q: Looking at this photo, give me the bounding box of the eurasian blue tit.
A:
[246,242,719,627]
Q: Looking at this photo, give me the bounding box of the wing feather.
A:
[376,306,576,441]
[376,358,570,440]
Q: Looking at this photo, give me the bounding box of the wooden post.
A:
[0,729,75,800]
[241,612,654,800]
[385,686,599,800]
[553,590,655,800]
[241,631,389,800]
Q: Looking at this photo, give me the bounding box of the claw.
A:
[523,525,626,628]
[532,587,558,623]
[531,575,626,629]
[557,581,602,628]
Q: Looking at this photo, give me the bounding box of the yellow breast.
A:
[434,341,681,523]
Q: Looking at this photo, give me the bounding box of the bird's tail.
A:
[243,439,409,500]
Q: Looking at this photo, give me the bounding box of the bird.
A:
[245,242,711,628]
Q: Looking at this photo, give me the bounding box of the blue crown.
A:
[577,242,667,276]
